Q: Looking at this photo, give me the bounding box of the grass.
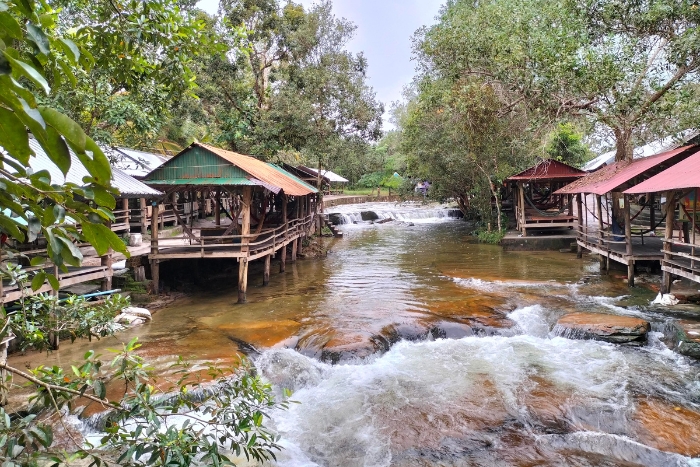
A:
[475,229,505,244]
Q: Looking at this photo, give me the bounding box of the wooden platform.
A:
[577,233,664,265]
[1,266,111,303]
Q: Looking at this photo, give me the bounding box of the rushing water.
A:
[11,202,700,466]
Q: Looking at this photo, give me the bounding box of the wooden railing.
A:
[661,239,700,280]
[150,214,315,260]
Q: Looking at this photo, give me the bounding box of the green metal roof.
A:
[146,178,255,186]
[267,163,319,194]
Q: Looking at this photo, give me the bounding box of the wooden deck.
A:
[577,229,664,265]
[149,215,314,262]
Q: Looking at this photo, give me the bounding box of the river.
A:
[12,202,700,466]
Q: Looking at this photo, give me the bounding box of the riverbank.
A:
[7,202,700,466]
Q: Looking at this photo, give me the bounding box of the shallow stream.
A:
[12,202,700,466]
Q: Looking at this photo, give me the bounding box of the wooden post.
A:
[576,193,583,258]
[596,194,606,273]
[122,198,130,234]
[291,235,297,262]
[238,187,252,304]
[519,183,526,236]
[649,192,655,232]
[623,193,634,287]
[280,244,286,273]
[297,236,303,256]
[662,191,676,294]
[140,197,147,233]
[215,189,221,226]
[100,248,113,291]
[263,254,271,286]
[150,203,160,294]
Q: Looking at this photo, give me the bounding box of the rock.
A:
[360,210,379,221]
[553,312,650,345]
[114,314,144,325]
[668,321,700,358]
[652,293,679,306]
[128,233,142,246]
[375,218,393,224]
[327,213,344,225]
[122,306,151,320]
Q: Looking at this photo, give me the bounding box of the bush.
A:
[475,229,505,244]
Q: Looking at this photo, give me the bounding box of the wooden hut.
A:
[624,149,700,293]
[143,143,319,303]
[506,160,587,236]
[556,145,699,286]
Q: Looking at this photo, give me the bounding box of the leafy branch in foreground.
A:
[1,337,290,466]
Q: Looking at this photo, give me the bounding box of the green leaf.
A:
[80,222,109,255]
[4,52,49,94]
[91,186,116,209]
[44,126,71,175]
[29,256,45,267]
[57,38,80,65]
[39,107,86,152]
[0,212,24,241]
[94,380,106,399]
[46,272,59,290]
[0,107,31,164]
[26,22,50,55]
[56,58,76,87]
[0,12,22,39]
[83,137,111,183]
[58,237,82,266]
[31,271,46,291]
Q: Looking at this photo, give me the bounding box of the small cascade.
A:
[327,203,462,225]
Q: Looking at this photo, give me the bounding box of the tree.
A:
[417,0,700,163]
[545,122,593,168]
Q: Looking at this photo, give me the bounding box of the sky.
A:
[195,0,445,129]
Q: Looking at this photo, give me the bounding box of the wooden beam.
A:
[662,191,676,294]
[140,197,148,232]
[122,198,130,234]
[623,193,634,287]
[215,188,221,226]
[576,193,583,258]
[150,202,160,294]
[263,254,270,286]
[238,186,252,304]
[519,183,526,236]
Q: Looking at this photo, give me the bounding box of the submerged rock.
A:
[553,312,650,345]
[669,321,700,358]
[327,213,344,225]
[360,210,379,221]
[113,306,152,327]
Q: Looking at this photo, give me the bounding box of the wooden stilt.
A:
[519,183,526,236]
[280,244,286,273]
[576,193,583,258]
[215,189,221,226]
[661,191,676,294]
[100,249,113,291]
[291,236,297,262]
[297,236,303,256]
[263,254,271,286]
[150,203,160,294]
[238,187,252,304]
[122,198,130,234]
[623,193,634,287]
[140,197,148,233]
[596,195,606,273]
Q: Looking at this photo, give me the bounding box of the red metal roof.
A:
[506,159,587,182]
[624,149,700,194]
[555,145,697,195]
[197,143,317,197]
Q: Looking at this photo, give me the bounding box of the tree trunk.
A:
[612,126,634,228]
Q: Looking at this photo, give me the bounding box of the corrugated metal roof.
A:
[195,143,318,196]
[22,138,162,198]
[624,149,700,194]
[268,164,319,193]
[112,147,169,178]
[297,165,349,183]
[556,146,696,195]
[583,130,700,171]
[146,177,256,186]
[506,159,587,181]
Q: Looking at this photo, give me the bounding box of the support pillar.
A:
[623,193,634,287]
[280,244,286,273]
[140,197,148,233]
[238,187,252,303]
[291,235,297,263]
[100,249,113,291]
[576,193,583,258]
[519,183,526,237]
[596,194,607,274]
[263,254,271,286]
[215,189,221,226]
[122,198,130,234]
[661,191,676,294]
[150,203,160,294]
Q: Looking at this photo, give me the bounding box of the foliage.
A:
[475,229,505,244]
[0,0,129,269]
[0,337,290,466]
[418,0,700,161]
[545,122,592,168]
